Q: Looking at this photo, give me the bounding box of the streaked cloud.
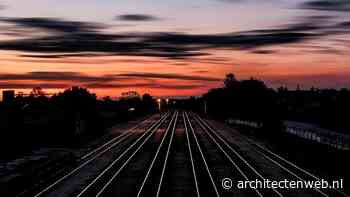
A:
[0,82,70,89]
[0,16,335,60]
[116,14,160,22]
[302,0,350,11]
[86,83,202,90]
[0,81,202,90]
[0,72,116,82]
[1,0,350,95]
[117,72,221,81]
[0,71,218,90]
[0,71,220,82]
[1,17,103,33]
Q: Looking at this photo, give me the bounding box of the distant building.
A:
[121,91,140,99]
[2,90,15,104]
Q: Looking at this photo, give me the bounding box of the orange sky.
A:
[2,46,350,99]
[1,0,350,99]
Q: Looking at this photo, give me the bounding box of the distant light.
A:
[166,98,169,103]
[157,98,161,103]
[129,107,135,111]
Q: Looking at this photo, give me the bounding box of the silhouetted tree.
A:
[50,86,100,139]
[30,87,46,97]
[202,74,283,136]
[224,73,238,89]
[0,86,160,158]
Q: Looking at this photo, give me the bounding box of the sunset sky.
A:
[1,0,350,98]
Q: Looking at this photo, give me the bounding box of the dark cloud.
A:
[20,53,108,59]
[117,14,160,21]
[0,17,201,59]
[1,17,103,33]
[86,83,202,90]
[0,82,70,89]
[193,70,210,74]
[144,31,314,50]
[252,49,276,54]
[0,72,116,82]
[117,72,221,81]
[336,21,350,29]
[0,71,219,82]
[0,81,201,90]
[302,0,350,11]
[0,16,340,59]
[0,71,217,90]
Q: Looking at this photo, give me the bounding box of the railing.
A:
[227,119,262,129]
[226,118,350,150]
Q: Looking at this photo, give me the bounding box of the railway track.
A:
[192,112,283,196]
[156,112,199,197]
[74,111,177,197]
[184,112,221,197]
[135,111,178,197]
[246,139,348,197]
[24,112,170,197]
[12,111,348,197]
[194,113,349,197]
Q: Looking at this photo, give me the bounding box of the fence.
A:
[227,118,350,150]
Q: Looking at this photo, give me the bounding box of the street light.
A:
[157,98,161,112]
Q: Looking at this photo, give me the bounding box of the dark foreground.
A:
[1,111,349,197]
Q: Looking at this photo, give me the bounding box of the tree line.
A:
[190,73,350,136]
[0,86,158,158]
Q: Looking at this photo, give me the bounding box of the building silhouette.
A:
[2,90,15,104]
